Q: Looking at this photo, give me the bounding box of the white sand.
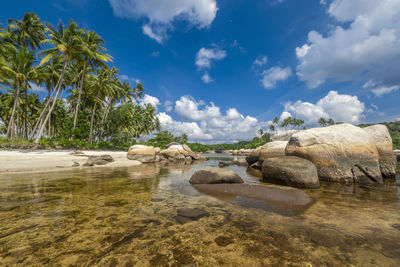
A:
[0,150,142,175]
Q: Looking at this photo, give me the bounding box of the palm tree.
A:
[258,128,264,138]
[86,66,118,144]
[327,118,335,126]
[8,13,45,138]
[269,124,275,134]
[72,30,112,134]
[318,117,327,127]
[1,46,36,139]
[34,20,82,143]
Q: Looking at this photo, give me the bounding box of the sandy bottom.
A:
[0,150,142,174]
[0,155,399,266]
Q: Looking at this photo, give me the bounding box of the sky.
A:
[2,0,400,143]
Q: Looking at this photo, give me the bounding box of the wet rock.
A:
[177,208,210,224]
[286,123,382,184]
[364,124,397,178]
[218,158,248,168]
[215,235,234,246]
[83,155,114,166]
[189,168,243,184]
[262,156,320,188]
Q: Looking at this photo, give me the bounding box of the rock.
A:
[177,208,209,224]
[286,123,382,184]
[127,145,156,163]
[262,156,320,188]
[192,184,313,215]
[215,236,234,246]
[271,130,301,141]
[246,141,288,166]
[364,124,397,178]
[249,161,261,170]
[72,162,80,167]
[84,155,114,166]
[218,161,231,167]
[166,142,180,148]
[189,168,243,184]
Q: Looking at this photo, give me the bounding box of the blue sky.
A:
[2,0,400,143]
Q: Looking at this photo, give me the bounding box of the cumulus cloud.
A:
[296,0,400,94]
[260,66,292,89]
[195,47,227,69]
[281,91,366,125]
[158,95,265,143]
[139,94,160,108]
[109,0,218,43]
[119,74,141,84]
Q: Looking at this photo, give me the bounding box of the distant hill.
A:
[359,121,400,149]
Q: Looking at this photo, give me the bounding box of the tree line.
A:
[0,13,160,149]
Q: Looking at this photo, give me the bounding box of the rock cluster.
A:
[127,144,205,163]
[246,123,397,187]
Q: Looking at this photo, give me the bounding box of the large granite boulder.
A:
[262,156,320,188]
[161,144,204,162]
[286,123,382,184]
[127,145,157,163]
[189,168,243,184]
[83,155,114,166]
[363,124,397,178]
[271,130,301,141]
[246,141,288,166]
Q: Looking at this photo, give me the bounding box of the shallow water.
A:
[0,154,399,266]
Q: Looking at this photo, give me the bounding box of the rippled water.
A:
[0,154,399,266]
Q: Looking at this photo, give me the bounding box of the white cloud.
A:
[252,55,268,68]
[370,85,399,96]
[201,73,213,83]
[296,0,400,94]
[140,94,160,108]
[29,82,47,93]
[157,95,266,143]
[109,0,218,43]
[281,90,366,125]
[260,66,292,89]
[195,47,227,69]
[119,74,141,84]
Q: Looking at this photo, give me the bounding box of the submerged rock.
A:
[189,168,243,184]
[177,208,209,224]
[363,124,397,178]
[286,123,382,184]
[262,156,320,188]
[215,235,234,246]
[192,184,313,215]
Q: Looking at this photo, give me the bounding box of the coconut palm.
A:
[72,30,112,134]
[1,46,36,139]
[7,13,45,51]
[318,117,327,127]
[34,20,82,143]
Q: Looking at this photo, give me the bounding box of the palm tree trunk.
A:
[88,102,97,145]
[34,58,68,144]
[24,84,28,139]
[7,81,20,139]
[72,62,86,134]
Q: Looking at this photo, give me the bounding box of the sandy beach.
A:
[0,150,142,174]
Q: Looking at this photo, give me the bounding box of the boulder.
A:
[189,168,243,184]
[166,142,181,148]
[271,130,301,142]
[286,123,382,184]
[363,125,397,177]
[127,145,156,163]
[177,208,209,224]
[219,158,248,168]
[246,141,288,166]
[262,156,320,188]
[83,155,114,167]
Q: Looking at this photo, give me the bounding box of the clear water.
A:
[0,154,399,266]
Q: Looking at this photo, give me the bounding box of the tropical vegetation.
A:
[0,13,159,149]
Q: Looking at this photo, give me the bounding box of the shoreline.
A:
[0,150,142,175]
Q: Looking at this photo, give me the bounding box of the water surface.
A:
[0,154,399,266]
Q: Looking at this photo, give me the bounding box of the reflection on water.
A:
[0,154,399,266]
